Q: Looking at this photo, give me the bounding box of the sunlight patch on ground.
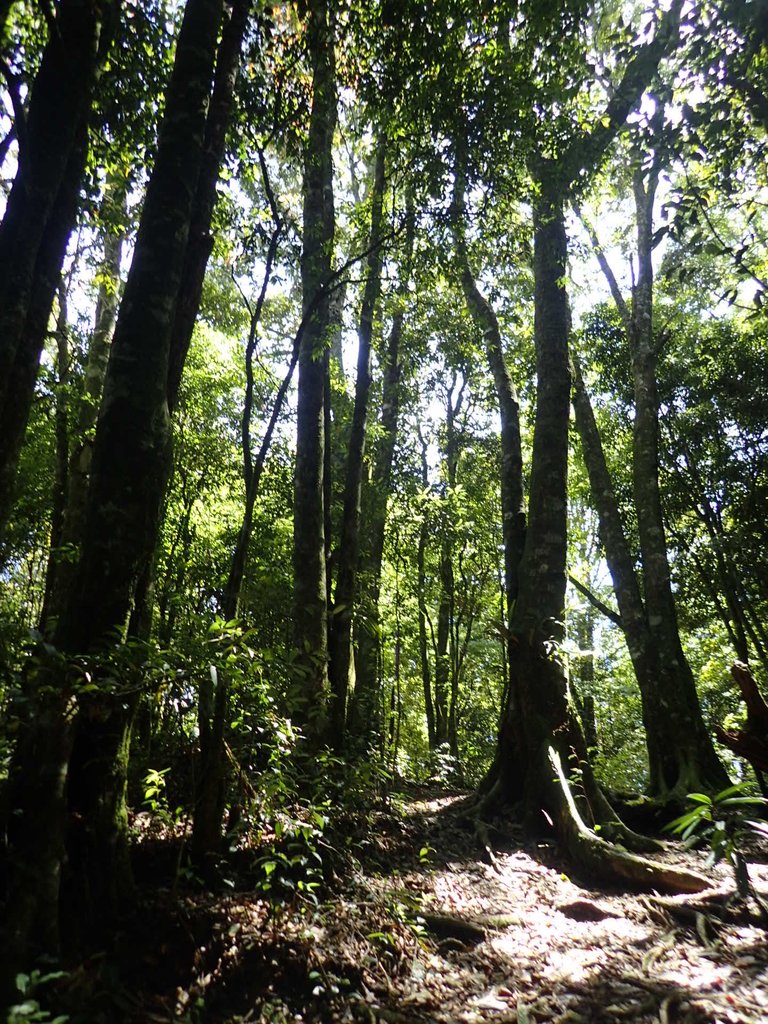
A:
[490,910,653,983]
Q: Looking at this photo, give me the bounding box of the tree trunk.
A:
[350,198,414,748]
[451,167,526,606]
[41,188,126,631]
[293,0,337,734]
[479,172,707,894]
[5,0,229,962]
[576,161,728,797]
[328,136,386,741]
[0,0,114,539]
[60,0,226,926]
[166,0,252,412]
[451,166,526,770]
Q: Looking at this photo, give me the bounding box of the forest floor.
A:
[52,789,768,1024]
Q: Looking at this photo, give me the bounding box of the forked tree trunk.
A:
[293,0,337,735]
[479,173,708,894]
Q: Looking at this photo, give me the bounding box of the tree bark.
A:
[293,0,337,733]
[0,0,115,540]
[328,135,386,740]
[167,0,252,412]
[8,0,227,956]
[350,197,415,748]
[575,161,729,797]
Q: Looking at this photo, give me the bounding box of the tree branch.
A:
[568,573,623,628]
[574,203,631,333]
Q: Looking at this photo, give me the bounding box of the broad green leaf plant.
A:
[666,783,768,904]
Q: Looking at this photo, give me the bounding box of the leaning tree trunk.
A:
[576,160,728,798]
[0,0,114,541]
[328,135,386,739]
[293,0,337,736]
[450,164,526,781]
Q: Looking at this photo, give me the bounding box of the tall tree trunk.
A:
[0,0,115,540]
[571,357,670,780]
[293,0,337,734]
[350,198,414,748]
[328,135,386,739]
[479,172,706,893]
[167,0,252,412]
[434,536,453,749]
[575,159,729,797]
[0,2,228,969]
[630,170,728,794]
[451,164,526,747]
[41,187,126,632]
[430,377,464,750]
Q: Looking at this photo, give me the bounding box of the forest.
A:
[1,0,768,1021]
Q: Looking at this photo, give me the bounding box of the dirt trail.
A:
[108,793,768,1022]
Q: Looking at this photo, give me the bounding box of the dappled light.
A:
[1,0,768,1019]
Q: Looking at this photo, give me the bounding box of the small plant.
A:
[8,971,69,1023]
[665,783,768,900]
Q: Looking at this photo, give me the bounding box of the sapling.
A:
[666,783,768,910]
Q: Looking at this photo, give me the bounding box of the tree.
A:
[0,0,117,542]
[471,0,711,889]
[573,136,730,796]
[350,193,415,749]
[292,0,337,735]
[2,0,230,973]
[328,133,386,740]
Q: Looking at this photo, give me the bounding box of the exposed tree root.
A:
[549,746,711,894]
